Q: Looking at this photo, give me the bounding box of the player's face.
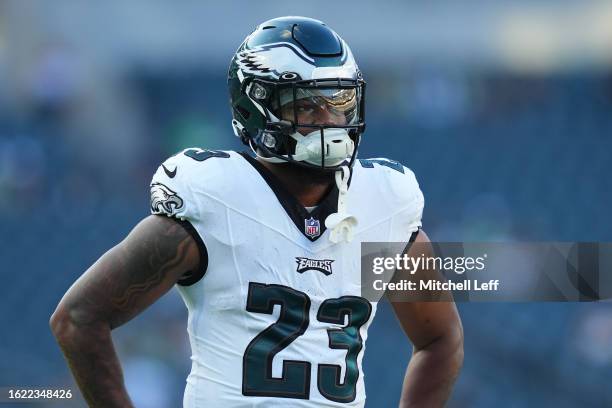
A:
[281,99,347,135]
[277,88,358,136]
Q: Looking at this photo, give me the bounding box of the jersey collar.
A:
[240,152,339,242]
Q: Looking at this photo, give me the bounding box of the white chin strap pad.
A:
[291,128,354,167]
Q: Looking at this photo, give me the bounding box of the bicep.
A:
[390,230,462,350]
[55,215,200,329]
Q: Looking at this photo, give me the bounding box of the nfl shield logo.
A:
[304,217,321,238]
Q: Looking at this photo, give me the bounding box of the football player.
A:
[51,16,463,407]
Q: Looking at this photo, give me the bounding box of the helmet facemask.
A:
[246,77,366,171]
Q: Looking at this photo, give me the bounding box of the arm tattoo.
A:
[74,216,198,328]
[52,215,199,407]
[110,222,193,312]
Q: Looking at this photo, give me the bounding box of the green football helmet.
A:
[228,16,366,170]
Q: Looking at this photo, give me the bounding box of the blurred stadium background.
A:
[1,1,611,407]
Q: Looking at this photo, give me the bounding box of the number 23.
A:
[242,282,372,403]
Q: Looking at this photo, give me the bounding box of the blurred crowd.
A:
[1,1,612,407]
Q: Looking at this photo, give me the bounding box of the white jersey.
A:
[149,149,424,408]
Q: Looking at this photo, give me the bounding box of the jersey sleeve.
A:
[380,162,424,238]
[149,151,198,221]
[394,166,424,233]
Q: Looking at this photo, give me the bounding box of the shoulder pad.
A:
[149,148,232,220]
[358,157,424,231]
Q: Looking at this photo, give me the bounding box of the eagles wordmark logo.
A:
[295,257,334,276]
[150,182,184,216]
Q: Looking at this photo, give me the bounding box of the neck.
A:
[258,159,335,207]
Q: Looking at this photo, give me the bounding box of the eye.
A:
[297,106,314,114]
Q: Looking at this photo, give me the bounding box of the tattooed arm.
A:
[50,215,201,407]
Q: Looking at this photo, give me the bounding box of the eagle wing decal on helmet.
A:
[236,42,315,79]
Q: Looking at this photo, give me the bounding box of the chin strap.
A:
[325,166,358,243]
